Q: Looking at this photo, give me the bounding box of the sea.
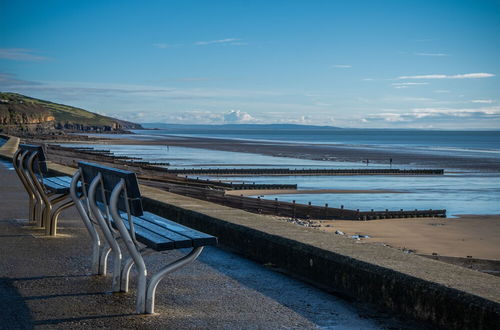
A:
[67,128,500,216]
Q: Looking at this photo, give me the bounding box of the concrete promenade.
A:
[0,161,404,329]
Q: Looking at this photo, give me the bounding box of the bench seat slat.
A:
[140,212,217,247]
[43,176,80,194]
[45,178,70,187]
[129,216,193,249]
[119,218,176,250]
[46,176,72,184]
[43,181,70,193]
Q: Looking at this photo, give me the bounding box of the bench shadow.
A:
[10,274,90,281]
[0,277,35,329]
[33,313,135,326]
[24,291,105,301]
[6,274,136,326]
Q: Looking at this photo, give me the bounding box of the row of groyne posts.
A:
[48,144,446,220]
[147,167,445,176]
[149,178,447,221]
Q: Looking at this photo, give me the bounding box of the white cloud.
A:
[195,38,241,46]
[398,73,495,79]
[414,52,448,56]
[331,64,352,69]
[223,110,255,123]
[411,107,500,118]
[363,106,500,123]
[392,82,428,89]
[471,99,494,104]
[0,48,50,61]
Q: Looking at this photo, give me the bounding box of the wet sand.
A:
[63,133,500,172]
[315,215,500,260]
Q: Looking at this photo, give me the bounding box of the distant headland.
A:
[0,92,142,134]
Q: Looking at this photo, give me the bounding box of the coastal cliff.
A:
[0,92,142,133]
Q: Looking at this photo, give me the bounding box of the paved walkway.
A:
[0,135,19,158]
[0,161,416,329]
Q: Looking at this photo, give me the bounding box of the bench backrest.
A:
[78,161,143,216]
[19,144,48,174]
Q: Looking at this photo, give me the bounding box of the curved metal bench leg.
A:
[47,198,74,236]
[109,180,147,313]
[70,170,103,274]
[145,247,204,314]
[43,191,61,231]
[99,246,112,275]
[121,257,135,292]
[26,153,51,228]
[28,198,36,224]
[121,249,155,292]
[89,174,123,292]
[34,197,44,227]
[13,149,37,224]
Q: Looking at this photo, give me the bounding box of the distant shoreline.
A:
[71,132,500,172]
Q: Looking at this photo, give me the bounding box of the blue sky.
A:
[1,0,499,129]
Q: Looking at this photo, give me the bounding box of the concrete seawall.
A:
[141,193,499,329]
[1,136,499,329]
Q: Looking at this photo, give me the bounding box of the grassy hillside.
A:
[0,92,142,130]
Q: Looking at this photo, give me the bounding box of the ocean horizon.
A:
[131,127,500,160]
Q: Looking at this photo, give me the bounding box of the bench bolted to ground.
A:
[12,144,77,235]
[70,161,217,314]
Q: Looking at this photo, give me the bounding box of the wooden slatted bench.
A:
[13,144,78,235]
[70,161,217,314]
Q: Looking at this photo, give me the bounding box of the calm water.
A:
[209,173,500,216]
[63,137,500,215]
[132,128,500,160]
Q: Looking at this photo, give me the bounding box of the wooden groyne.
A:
[49,145,171,167]
[160,168,445,176]
[48,145,296,191]
[146,181,446,220]
[179,176,297,190]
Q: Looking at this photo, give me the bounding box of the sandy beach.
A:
[315,215,500,260]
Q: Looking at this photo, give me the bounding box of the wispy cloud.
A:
[392,82,428,89]
[177,77,210,82]
[331,64,352,69]
[398,72,495,79]
[471,99,495,104]
[414,52,448,56]
[0,72,41,86]
[0,48,50,61]
[195,38,242,46]
[152,43,170,49]
[363,106,500,124]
